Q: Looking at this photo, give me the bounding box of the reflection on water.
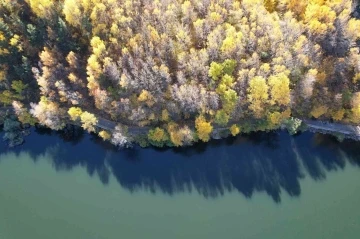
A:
[1,125,360,203]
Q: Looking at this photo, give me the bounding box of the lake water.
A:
[1,127,360,239]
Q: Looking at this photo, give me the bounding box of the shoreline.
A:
[2,107,360,147]
[96,116,360,142]
[302,120,360,141]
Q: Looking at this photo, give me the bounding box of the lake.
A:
[1,127,360,239]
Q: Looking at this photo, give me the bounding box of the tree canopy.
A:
[1,0,360,146]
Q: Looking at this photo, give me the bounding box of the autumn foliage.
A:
[195,116,213,142]
[0,0,360,146]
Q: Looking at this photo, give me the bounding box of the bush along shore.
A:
[2,107,360,148]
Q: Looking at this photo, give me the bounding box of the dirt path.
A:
[97,117,149,134]
[303,119,360,138]
[2,106,360,140]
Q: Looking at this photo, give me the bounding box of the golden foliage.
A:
[9,34,20,46]
[268,73,290,106]
[148,127,168,142]
[304,3,336,35]
[99,130,111,141]
[0,68,6,81]
[138,90,152,102]
[310,105,328,118]
[195,116,213,142]
[3,0,360,147]
[331,109,345,121]
[347,19,360,40]
[166,124,195,146]
[80,111,98,132]
[248,76,269,118]
[63,0,83,27]
[87,54,102,78]
[264,0,277,12]
[230,124,240,136]
[68,107,83,121]
[167,122,183,147]
[352,73,360,84]
[26,0,54,18]
[138,90,155,107]
[161,109,169,122]
[221,25,243,56]
[90,36,106,58]
[268,111,282,125]
[351,93,360,123]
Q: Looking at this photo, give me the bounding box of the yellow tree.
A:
[148,127,169,147]
[304,2,336,36]
[351,93,360,123]
[247,76,269,118]
[80,111,98,132]
[90,36,106,58]
[264,0,277,12]
[68,107,83,121]
[346,19,360,41]
[230,124,240,136]
[220,24,243,58]
[331,109,345,121]
[25,0,54,19]
[287,0,309,19]
[167,123,183,147]
[268,73,290,106]
[99,130,111,141]
[138,89,155,107]
[63,0,81,26]
[161,109,169,122]
[310,105,328,119]
[195,116,213,142]
[268,109,291,127]
[209,61,223,81]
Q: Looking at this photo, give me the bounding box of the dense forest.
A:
[0,0,360,147]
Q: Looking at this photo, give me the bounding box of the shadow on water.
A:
[1,125,360,203]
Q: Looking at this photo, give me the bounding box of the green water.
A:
[0,152,360,239]
[1,130,360,239]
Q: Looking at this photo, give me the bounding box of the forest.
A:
[0,0,360,147]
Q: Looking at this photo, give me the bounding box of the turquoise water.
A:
[0,128,360,239]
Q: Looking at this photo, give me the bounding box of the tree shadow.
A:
[1,127,360,203]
